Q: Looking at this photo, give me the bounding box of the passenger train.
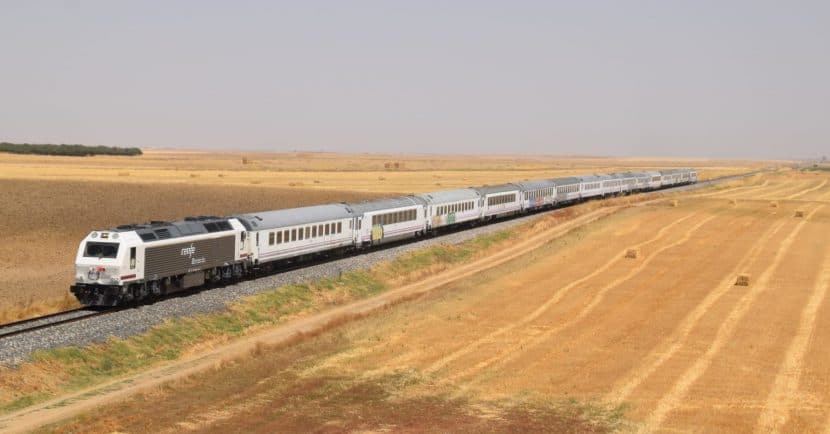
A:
[71,168,697,305]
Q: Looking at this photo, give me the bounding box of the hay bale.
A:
[794,210,805,218]
[670,200,679,207]
[735,274,750,286]
[625,248,640,259]
[729,199,738,206]
[770,201,779,208]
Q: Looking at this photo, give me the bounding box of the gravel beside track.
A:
[0,172,759,365]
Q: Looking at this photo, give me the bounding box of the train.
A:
[71,168,697,306]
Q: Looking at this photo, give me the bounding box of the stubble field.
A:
[37,170,830,433]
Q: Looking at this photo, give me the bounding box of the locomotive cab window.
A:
[84,242,119,258]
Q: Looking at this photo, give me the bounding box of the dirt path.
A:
[0,203,627,434]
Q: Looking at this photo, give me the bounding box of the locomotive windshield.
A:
[84,242,120,258]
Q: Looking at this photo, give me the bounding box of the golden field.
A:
[11,170,830,433]
[0,150,763,193]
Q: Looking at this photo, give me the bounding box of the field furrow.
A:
[422,212,699,377]
[606,214,789,404]
[756,216,830,433]
[786,179,829,199]
[453,214,718,385]
[641,205,824,432]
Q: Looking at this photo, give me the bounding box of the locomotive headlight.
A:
[91,232,98,239]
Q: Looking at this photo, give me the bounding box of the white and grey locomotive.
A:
[71,168,697,305]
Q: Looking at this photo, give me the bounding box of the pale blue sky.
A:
[1,1,828,159]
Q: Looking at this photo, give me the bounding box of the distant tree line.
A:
[0,142,142,157]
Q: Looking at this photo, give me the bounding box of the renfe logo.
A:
[180,244,206,265]
[181,244,196,257]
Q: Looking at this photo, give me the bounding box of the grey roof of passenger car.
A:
[549,177,582,185]
[233,203,355,230]
[347,196,427,215]
[576,175,606,182]
[513,179,558,190]
[473,183,520,195]
[415,188,481,204]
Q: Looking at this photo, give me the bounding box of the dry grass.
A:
[0,294,79,324]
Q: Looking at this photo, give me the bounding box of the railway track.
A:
[0,308,112,340]
[0,170,767,342]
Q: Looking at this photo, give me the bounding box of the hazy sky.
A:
[1,1,828,159]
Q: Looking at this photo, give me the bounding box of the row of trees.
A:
[0,142,142,157]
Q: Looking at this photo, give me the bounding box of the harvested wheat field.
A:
[0,151,763,193]
[30,179,830,433]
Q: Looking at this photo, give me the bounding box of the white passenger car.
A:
[416,188,481,231]
[552,177,582,203]
[475,184,522,219]
[234,204,355,266]
[577,175,604,199]
[514,180,558,211]
[349,197,427,246]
